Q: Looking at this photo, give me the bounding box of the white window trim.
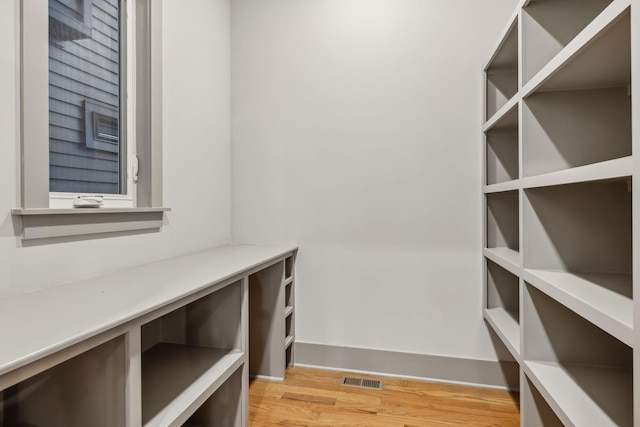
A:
[13,0,168,240]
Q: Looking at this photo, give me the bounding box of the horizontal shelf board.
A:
[485,103,519,133]
[523,269,632,346]
[524,361,633,427]
[483,308,520,360]
[483,248,521,276]
[0,244,296,377]
[142,343,245,427]
[284,277,294,286]
[285,335,294,349]
[484,180,520,193]
[522,0,631,95]
[522,157,632,189]
[483,96,519,133]
[285,306,294,318]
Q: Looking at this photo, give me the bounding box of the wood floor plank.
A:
[282,392,337,406]
[249,367,519,426]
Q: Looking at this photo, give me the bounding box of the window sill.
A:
[12,207,170,240]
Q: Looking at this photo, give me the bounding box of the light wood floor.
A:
[249,367,520,426]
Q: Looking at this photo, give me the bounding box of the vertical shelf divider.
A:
[125,326,142,427]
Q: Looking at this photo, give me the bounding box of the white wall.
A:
[231,0,518,361]
[0,0,231,298]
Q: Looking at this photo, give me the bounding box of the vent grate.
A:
[341,376,383,390]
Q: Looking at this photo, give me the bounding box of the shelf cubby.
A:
[531,8,630,93]
[523,180,632,344]
[285,255,294,281]
[285,313,293,342]
[285,342,293,367]
[523,10,631,178]
[183,367,243,427]
[523,86,631,177]
[0,337,126,427]
[285,280,293,307]
[249,261,287,380]
[486,190,520,266]
[523,284,633,426]
[521,374,564,427]
[484,259,520,358]
[521,0,613,84]
[485,19,519,120]
[141,280,244,427]
[485,104,519,186]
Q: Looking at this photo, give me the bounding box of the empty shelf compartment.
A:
[486,105,519,185]
[523,180,632,343]
[523,284,633,427]
[522,374,564,427]
[523,87,631,177]
[141,280,244,426]
[522,0,614,83]
[485,18,518,120]
[485,259,520,357]
[180,365,244,427]
[486,190,519,255]
[0,336,126,427]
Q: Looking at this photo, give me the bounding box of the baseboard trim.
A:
[293,342,519,390]
[251,374,284,382]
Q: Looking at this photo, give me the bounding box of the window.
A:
[49,0,129,202]
[14,0,168,240]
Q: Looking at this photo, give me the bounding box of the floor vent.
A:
[341,376,383,390]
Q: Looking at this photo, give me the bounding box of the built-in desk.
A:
[0,244,297,427]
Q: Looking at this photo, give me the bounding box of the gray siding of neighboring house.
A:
[49,0,121,194]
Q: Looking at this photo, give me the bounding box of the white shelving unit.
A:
[483,0,637,425]
[0,244,297,427]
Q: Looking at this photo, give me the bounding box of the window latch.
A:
[133,155,139,182]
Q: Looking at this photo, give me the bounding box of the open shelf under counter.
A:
[522,156,632,189]
[522,374,564,426]
[483,248,521,275]
[142,343,245,427]
[523,269,633,346]
[484,308,520,360]
[523,361,633,427]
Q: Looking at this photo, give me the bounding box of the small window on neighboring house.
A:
[84,101,119,153]
[49,0,93,42]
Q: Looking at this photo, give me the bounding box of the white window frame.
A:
[13,0,168,240]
